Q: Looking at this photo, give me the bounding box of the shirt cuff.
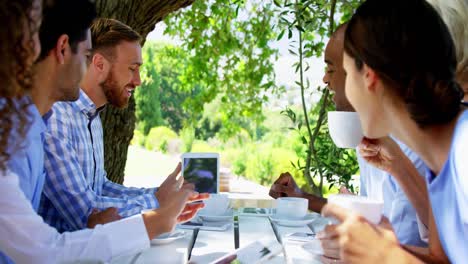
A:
[145,187,158,194]
[143,191,159,209]
[102,214,150,258]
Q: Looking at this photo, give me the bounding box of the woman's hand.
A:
[358,137,405,175]
[321,203,404,264]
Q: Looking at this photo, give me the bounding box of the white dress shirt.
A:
[0,171,150,264]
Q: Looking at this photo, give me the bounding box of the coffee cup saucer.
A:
[302,239,324,256]
[151,230,186,245]
[269,213,318,227]
[198,208,234,222]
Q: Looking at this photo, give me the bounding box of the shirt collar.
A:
[74,89,103,118]
[27,103,47,136]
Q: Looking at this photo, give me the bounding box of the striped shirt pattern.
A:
[39,90,158,232]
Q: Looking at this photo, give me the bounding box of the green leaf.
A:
[273,0,282,8]
[288,49,297,56]
[277,30,285,41]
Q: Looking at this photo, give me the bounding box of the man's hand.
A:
[87,207,122,228]
[155,163,186,207]
[144,186,209,238]
[339,186,353,194]
[269,172,304,199]
[177,191,210,223]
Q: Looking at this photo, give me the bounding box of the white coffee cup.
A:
[276,197,308,220]
[327,194,384,224]
[328,111,364,148]
[200,193,230,215]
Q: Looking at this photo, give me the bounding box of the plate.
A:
[269,213,317,227]
[302,239,324,255]
[198,209,234,222]
[150,230,186,245]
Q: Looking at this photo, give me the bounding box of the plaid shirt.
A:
[39,90,158,232]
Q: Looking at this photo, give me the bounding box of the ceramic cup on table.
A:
[276,197,308,220]
[199,193,230,216]
[327,194,384,224]
[328,111,364,148]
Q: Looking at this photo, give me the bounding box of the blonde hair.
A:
[426,0,468,77]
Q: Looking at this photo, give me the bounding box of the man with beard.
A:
[39,18,190,231]
[269,23,429,263]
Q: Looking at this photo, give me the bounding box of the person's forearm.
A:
[142,210,172,240]
[402,245,448,264]
[387,245,425,264]
[389,156,430,227]
[303,193,327,213]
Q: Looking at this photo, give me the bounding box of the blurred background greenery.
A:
[129,0,363,197]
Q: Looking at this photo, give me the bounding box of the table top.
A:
[112,211,330,264]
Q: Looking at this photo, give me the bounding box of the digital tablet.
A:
[181,152,219,193]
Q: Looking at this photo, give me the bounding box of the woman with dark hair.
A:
[322,0,466,263]
[0,1,205,263]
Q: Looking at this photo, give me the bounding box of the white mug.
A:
[327,194,384,224]
[200,193,230,216]
[328,111,364,148]
[276,197,308,220]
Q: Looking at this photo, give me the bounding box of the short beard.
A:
[100,68,128,108]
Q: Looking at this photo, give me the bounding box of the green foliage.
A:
[130,129,146,147]
[275,0,362,195]
[191,140,218,153]
[135,44,164,135]
[180,126,195,153]
[244,146,297,186]
[135,42,202,134]
[145,126,178,153]
[164,0,280,137]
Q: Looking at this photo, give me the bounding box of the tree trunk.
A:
[96,0,195,184]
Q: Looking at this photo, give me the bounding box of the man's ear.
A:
[54,34,69,65]
[91,53,107,72]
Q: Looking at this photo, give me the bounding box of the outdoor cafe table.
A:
[111,212,329,264]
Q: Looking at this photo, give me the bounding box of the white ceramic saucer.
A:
[269,213,317,227]
[302,239,324,255]
[150,230,186,245]
[198,209,234,222]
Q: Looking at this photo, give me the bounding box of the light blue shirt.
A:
[39,90,158,232]
[426,110,468,263]
[1,102,48,264]
[358,139,427,247]
[7,104,47,210]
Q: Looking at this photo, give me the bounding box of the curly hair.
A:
[0,0,37,173]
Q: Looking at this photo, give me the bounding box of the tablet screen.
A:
[183,157,218,193]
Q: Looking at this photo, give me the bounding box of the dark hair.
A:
[90,18,141,61]
[0,0,37,173]
[37,0,96,62]
[344,0,464,127]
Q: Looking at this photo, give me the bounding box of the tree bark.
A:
[96,0,195,184]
